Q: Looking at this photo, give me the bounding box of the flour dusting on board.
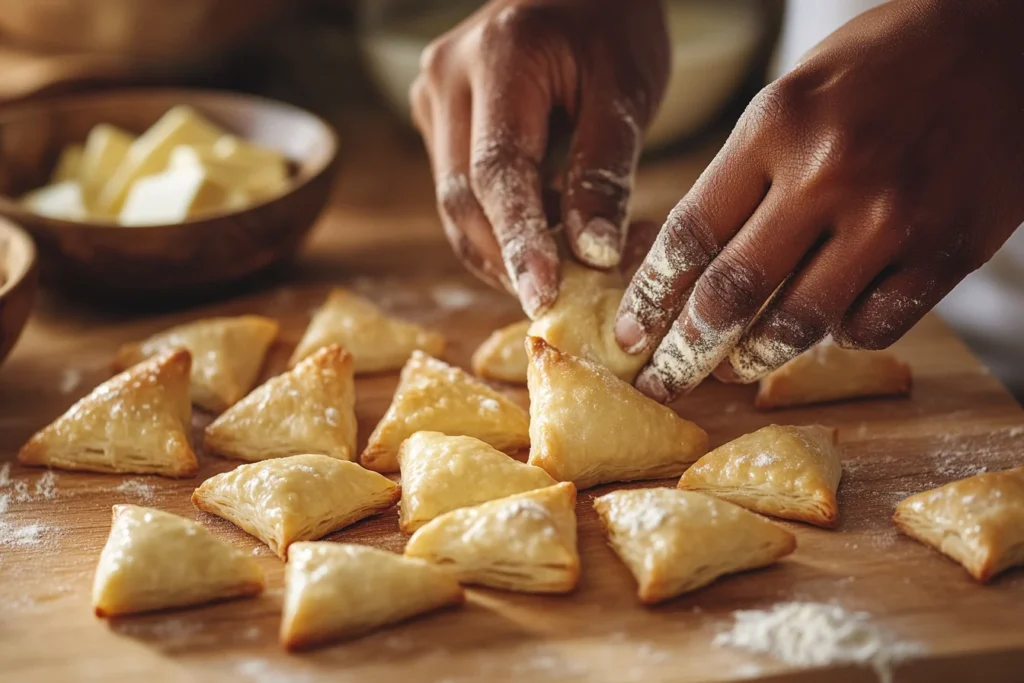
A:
[713,602,924,683]
[0,464,59,548]
[115,478,156,502]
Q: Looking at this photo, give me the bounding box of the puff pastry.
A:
[93,504,264,617]
[404,482,579,594]
[204,345,357,462]
[678,424,842,528]
[281,542,463,650]
[361,351,530,473]
[192,454,400,558]
[756,342,911,410]
[470,319,531,384]
[114,315,278,413]
[526,336,707,490]
[398,431,557,533]
[527,262,652,382]
[19,349,197,478]
[595,488,795,602]
[289,288,446,373]
[894,466,1024,582]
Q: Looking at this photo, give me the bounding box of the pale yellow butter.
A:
[118,166,230,226]
[50,145,84,184]
[78,124,134,203]
[22,180,88,221]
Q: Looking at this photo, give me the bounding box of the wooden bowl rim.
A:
[0,87,340,230]
[0,216,37,299]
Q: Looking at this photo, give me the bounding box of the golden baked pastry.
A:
[595,488,796,603]
[397,431,557,533]
[361,351,530,473]
[93,504,264,617]
[404,482,579,594]
[756,342,911,409]
[114,315,278,413]
[527,262,652,382]
[526,336,707,490]
[894,467,1024,582]
[192,454,400,558]
[678,424,842,528]
[19,349,197,478]
[281,542,464,650]
[289,288,446,373]
[470,319,531,384]
[204,345,357,462]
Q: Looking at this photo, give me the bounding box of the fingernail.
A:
[614,312,648,354]
[577,217,622,268]
[635,368,670,403]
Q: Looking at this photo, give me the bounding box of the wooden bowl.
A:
[0,218,38,368]
[0,89,340,300]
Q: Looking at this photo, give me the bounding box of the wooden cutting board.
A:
[1,274,1023,683]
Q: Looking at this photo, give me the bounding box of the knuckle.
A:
[483,5,551,45]
[663,200,719,269]
[436,174,476,223]
[418,40,451,80]
[696,252,766,315]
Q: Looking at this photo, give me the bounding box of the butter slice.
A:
[96,106,226,216]
[213,136,289,199]
[118,166,229,226]
[51,145,84,183]
[168,145,272,203]
[22,181,88,221]
[79,124,134,203]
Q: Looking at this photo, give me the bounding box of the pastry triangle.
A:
[93,504,264,617]
[19,349,197,478]
[191,454,400,558]
[398,431,557,533]
[204,344,357,462]
[114,315,279,413]
[755,341,911,409]
[528,262,652,382]
[404,482,579,594]
[894,467,1024,582]
[678,424,842,528]
[289,288,446,373]
[594,488,796,603]
[361,351,530,473]
[471,319,531,384]
[281,542,464,650]
[526,336,707,490]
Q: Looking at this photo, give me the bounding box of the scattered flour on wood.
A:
[115,478,156,502]
[713,602,923,683]
[431,283,479,311]
[0,464,58,547]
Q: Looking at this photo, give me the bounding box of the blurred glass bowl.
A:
[357,0,763,151]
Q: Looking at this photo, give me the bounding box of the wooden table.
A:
[2,112,1023,683]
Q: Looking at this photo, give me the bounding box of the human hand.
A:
[410,0,669,317]
[615,0,1024,402]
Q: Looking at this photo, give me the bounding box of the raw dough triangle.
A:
[894,466,1024,582]
[527,262,652,382]
[191,454,400,558]
[678,424,842,528]
[471,319,531,384]
[398,431,557,533]
[756,341,911,409]
[594,488,796,603]
[204,344,357,462]
[289,288,446,373]
[93,504,264,617]
[281,542,464,650]
[19,349,197,478]
[114,315,279,413]
[404,482,580,594]
[361,351,530,473]
[526,336,707,490]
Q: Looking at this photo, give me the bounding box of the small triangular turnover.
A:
[19,349,197,477]
[594,488,795,603]
[398,431,557,533]
[93,505,264,617]
[204,344,357,462]
[280,542,464,650]
[471,319,531,384]
[404,482,580,594]
[526,336,707,490]
[361,351,530,473]
[289,288,446,373]
[192,454,400,558]
[114,315,279,413]
[678,424,842,528]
